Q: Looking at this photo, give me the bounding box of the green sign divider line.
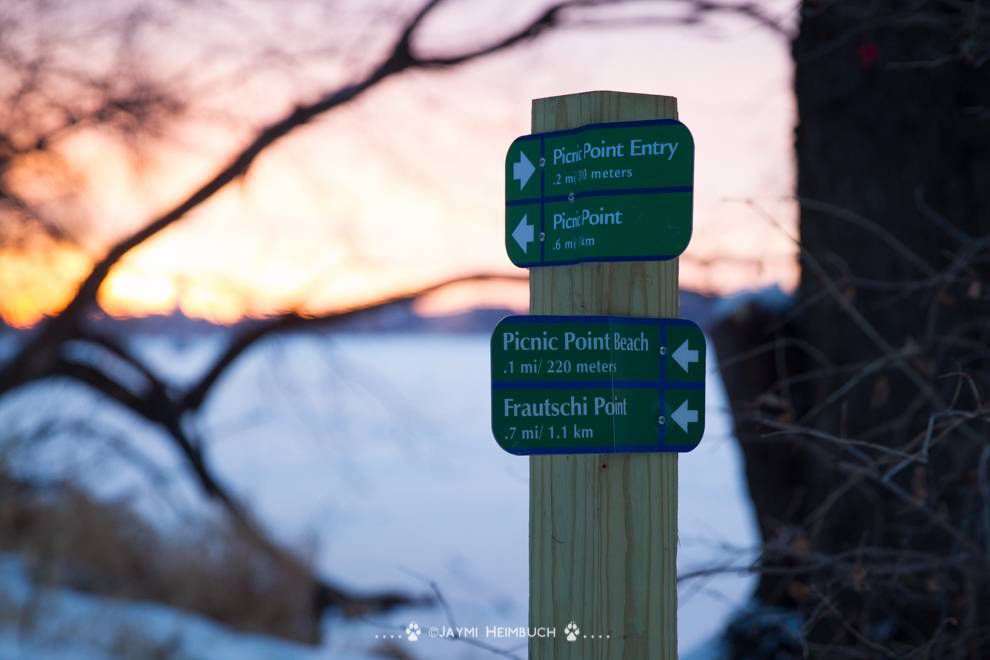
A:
[506,185,694,208]
[491,380,704,389]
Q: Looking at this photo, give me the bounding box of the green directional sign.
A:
[490,315,706,455]
[504,120,694,268]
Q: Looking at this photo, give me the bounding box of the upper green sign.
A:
[504,120,694,268]
[491,315,706,455]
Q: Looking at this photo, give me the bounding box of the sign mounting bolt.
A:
[567,192,575,202]
[538,232,546,242]
[538,157,546,167]
[658,416,666,425]
[659,346,666,356]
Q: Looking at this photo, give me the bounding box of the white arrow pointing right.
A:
[512,214,535,253]
[671,399,698,433]
[672,339,699,373]
[512,151,536,190]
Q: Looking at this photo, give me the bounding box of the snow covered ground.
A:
[0,554,346,660]
[0,332,758,658]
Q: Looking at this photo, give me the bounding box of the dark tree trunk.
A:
[715,3,990,655]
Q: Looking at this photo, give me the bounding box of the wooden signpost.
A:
[496,91,690,659]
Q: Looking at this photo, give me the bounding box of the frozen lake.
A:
[0,332,758,658]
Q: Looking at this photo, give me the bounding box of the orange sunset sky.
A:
[0,0,799,328]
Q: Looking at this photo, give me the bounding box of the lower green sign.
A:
[490,315,706,455]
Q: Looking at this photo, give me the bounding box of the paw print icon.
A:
[564,621,580,642]
[405,622,421,641]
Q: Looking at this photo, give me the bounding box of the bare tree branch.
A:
[182,272,524,412]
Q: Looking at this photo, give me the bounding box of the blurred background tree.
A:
[714,1,990,656]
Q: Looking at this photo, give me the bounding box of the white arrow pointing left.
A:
[512,214,534,253]
[512,151,536,190]
[672,339,699,373]
[671,399,698,433]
